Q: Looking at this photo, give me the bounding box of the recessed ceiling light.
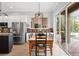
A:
[5,16,8,18]
[10,6,13,8]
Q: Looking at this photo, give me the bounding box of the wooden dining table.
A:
[28,36,53,56]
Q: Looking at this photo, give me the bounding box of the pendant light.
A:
[0,2,8,18]
[35,2,43,18]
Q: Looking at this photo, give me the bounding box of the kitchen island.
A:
[0,33,13,53]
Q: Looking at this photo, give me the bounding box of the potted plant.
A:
[61,31,65,43]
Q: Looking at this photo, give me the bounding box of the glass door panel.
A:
[56,10,67,53]
[68,2,79,56]
[68,9,79,56]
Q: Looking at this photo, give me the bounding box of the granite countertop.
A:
[0,33,12,36]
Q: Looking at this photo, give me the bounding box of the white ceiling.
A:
[1,2,64,13]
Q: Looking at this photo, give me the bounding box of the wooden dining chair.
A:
[31,32,52,56]
[35,33,47,56]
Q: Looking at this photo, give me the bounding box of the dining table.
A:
[28,35,53,56]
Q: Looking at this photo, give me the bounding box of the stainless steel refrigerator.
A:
[12,22,26,44]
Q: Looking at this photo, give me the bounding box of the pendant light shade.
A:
[35,12,43,18]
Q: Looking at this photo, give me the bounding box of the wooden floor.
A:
[0,42,68,56]
[6,43,29,56]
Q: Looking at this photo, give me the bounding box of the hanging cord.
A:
[0,2,1,13]
[38,2,43,17]
[38,2,40,13]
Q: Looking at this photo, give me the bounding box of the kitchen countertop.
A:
[0,33,12,36]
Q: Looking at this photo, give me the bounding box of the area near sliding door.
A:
[67,2,79,56]
[56,10,67,51]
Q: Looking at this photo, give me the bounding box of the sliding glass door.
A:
[56,10,67,52]
[68,2,79,56]
[56,14,61,46]
[56,2,79,56]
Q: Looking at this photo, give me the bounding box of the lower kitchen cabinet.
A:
[0,33,13,53]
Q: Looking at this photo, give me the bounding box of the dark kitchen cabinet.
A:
[0,34,13,53]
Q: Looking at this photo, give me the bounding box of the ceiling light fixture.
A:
[0,2,8,18]
[34,2,43,18]
[10,6,13,9]
[0,10,8,18]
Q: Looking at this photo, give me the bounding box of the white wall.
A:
[0,12,54,28]
[0,15,27,27]
[42,12,53,28]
